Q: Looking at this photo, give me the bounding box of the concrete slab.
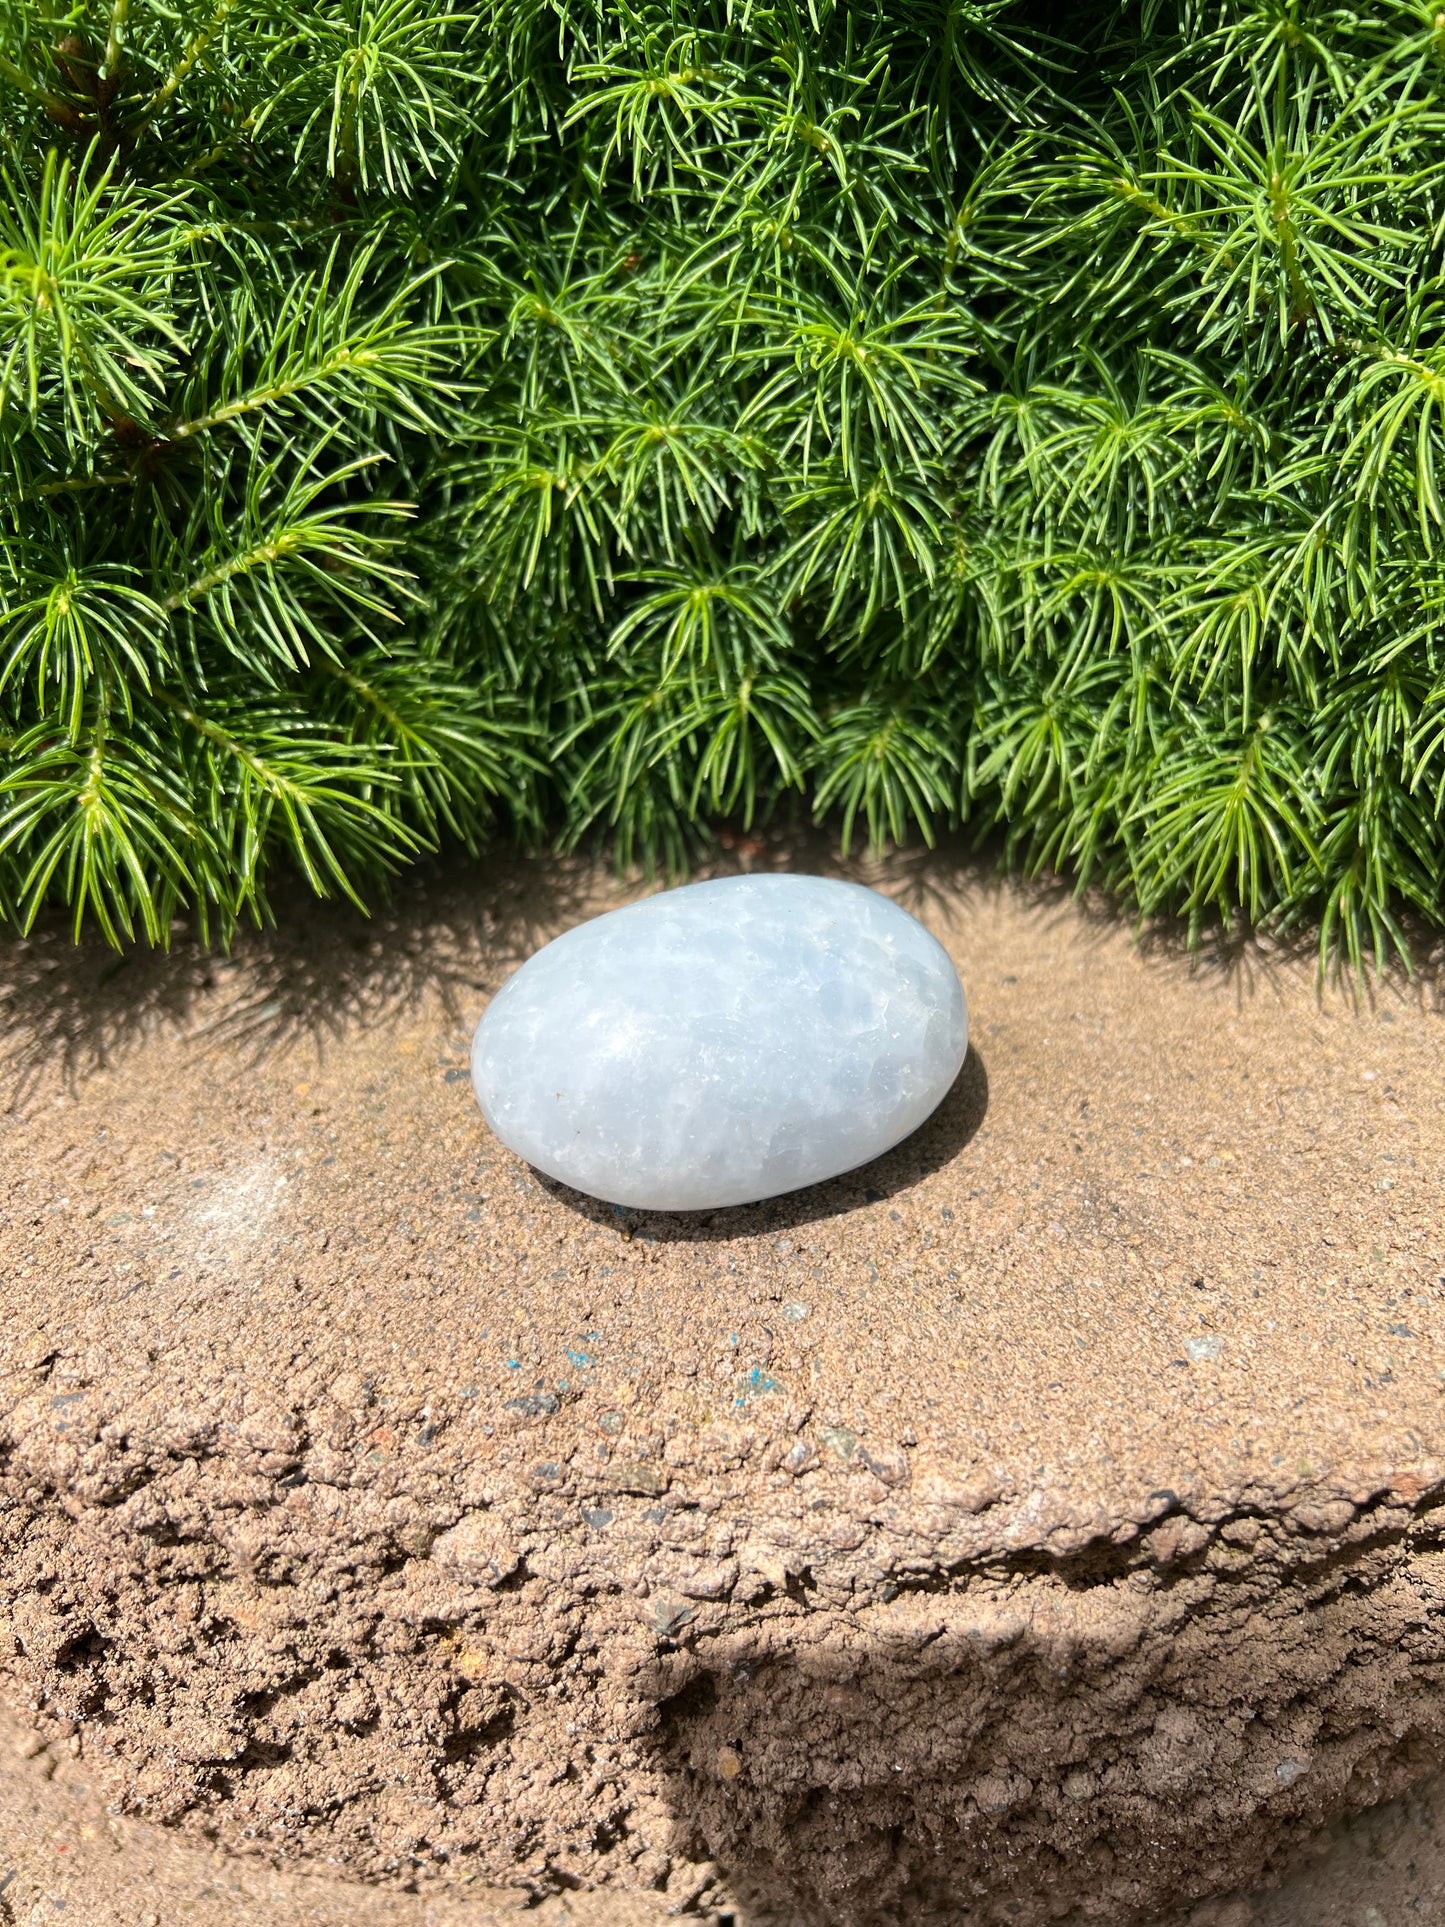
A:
[2,851,1443,1924]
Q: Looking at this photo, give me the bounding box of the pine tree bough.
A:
[4,2,1445,966]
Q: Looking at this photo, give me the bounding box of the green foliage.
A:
[3,0,1445,966]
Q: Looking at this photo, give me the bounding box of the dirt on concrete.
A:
[1,843,1443,1926]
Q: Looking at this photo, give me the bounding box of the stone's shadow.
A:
[532,1045,989,1239]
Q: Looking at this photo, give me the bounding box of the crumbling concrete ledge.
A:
[2,857,1443,1925]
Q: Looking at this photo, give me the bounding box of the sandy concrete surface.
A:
[1,844,1443,1925]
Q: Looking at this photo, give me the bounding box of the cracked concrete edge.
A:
[3,1313,1445,1921]
[2,1458,1444,1924]
[4,1340,1443,1601]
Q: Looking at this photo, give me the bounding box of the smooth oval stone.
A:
[470,874,967,1211]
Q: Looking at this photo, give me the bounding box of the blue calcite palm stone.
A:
[470,873,968,1210]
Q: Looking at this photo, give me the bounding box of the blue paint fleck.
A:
[566,1349,595,1369]
[735,1366,785,1408]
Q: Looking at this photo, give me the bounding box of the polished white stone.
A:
[470,874,967,1210]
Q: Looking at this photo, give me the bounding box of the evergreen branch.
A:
[0,0,1443,968]
[137,1,239,122]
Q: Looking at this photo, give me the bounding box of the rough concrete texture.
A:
[1,846,1443,1926]
[0,1689,674,1926]
[1,1692,1442,1927]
